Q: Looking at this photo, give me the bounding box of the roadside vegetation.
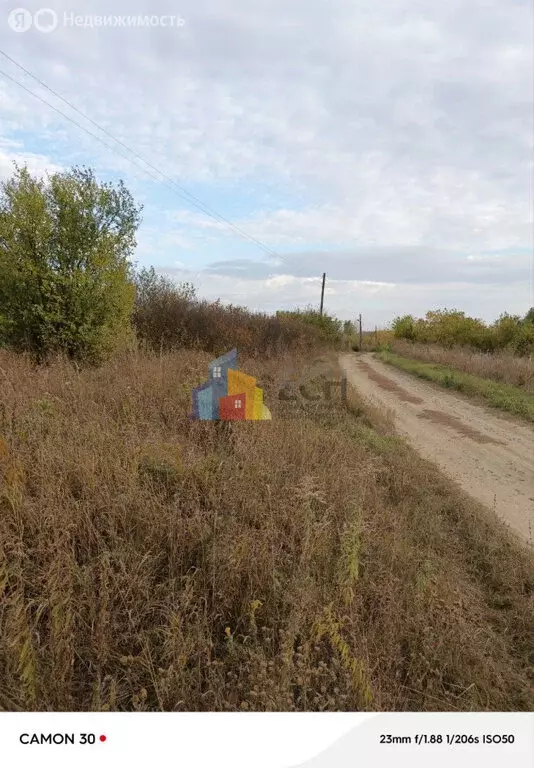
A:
[133,268,340,357]
[0,165,141,364]
[1,165,533,712]
[376,351,534,422]
[360,309,534,421]
[0,164,343,363]
[392,308,534,356]
[1,348,533,711]
[386,341,534,393]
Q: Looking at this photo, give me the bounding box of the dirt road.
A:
[340,353,534,546]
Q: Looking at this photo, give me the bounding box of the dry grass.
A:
[361,329,395,350]
[391,341,534,393]
[0,347,533,712]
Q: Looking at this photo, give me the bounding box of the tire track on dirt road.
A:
[340,353,534,547]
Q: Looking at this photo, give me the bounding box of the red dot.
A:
[99,735,107,742]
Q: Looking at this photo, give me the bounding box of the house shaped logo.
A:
[191,348,272,421]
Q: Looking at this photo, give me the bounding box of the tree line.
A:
[392,309,534,356]
[0,165,343,363]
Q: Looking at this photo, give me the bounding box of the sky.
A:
[0,0,532,327]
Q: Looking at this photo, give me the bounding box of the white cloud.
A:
[158,263,530,324]
[0,138,63,179]
[0,0,531,322]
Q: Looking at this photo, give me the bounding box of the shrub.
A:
[511,321,534,357]
[276,308,343,345]
[375,342,392,353]
[391,308,534,356]
[132,268,325,357]
[0,164,141,363]
[392,315,416,341]
[493,313,523,349]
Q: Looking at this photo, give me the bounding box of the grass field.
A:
[389,341,534,393]
[0,347,533,711]
[377,350,534,422]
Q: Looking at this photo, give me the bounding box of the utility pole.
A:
[319,273,326,316]
[359,313,363,350]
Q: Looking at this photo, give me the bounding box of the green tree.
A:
[512,322,534,356]
[493,312,523,349]
[392,314,416,340]
[133,266,196,308]
[0,164,142,362]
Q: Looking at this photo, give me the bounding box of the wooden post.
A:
[359,313,363,350]
[319,273,326,316]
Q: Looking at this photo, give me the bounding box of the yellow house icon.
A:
[228,369,271,421]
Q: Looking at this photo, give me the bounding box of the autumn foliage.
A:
[392,309,534,355]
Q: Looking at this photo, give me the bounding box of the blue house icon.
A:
[192,348,238,420]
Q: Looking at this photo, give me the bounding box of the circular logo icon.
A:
[33,7,58,33]
[8,8,32,32]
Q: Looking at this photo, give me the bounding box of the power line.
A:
[0,67,172,187]
[0,58,278,257]
[0,48,280,259]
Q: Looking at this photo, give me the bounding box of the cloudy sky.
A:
[0,0,532,326]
